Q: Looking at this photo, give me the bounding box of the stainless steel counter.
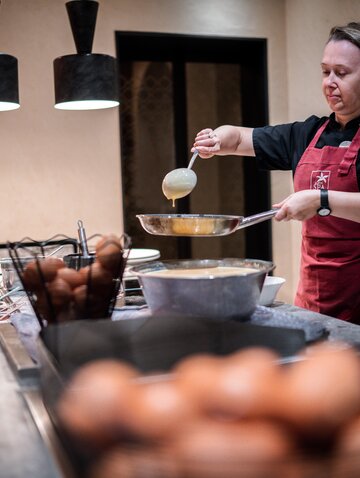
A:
[0,322,77,478]
[0,326,63,478]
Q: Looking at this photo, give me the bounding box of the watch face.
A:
[317,207,331,217]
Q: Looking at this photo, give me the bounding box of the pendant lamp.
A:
[54,0,119,110]
[0,53,20,111]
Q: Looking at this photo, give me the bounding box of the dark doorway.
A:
[116,32,271,261]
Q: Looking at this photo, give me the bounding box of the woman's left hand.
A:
[273,190,320,222]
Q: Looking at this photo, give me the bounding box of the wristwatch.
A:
[317,189,332,216]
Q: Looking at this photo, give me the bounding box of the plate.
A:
[126,248,160,265]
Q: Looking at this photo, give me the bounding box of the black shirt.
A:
[253,113,360,188]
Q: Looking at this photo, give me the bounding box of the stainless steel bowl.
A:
[131,258,274,320]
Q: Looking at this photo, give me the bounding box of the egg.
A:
[172,419,296,478]
[73,284,88,311]
[73,284,108,318]
[200,348,282,418]
[277,342,360,439]
[33,277,73,322]
[95,234,124,275]
[47,277,73,308]
[174,353,223,409]
[88,445,180,478]
[122,378,198,441]
[335,415,360,456]
[22,257,64,291]
[56,267,85,289]
[57,359,139,449]
[80,262,114,293]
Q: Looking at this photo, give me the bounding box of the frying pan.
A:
[136,209,278,237]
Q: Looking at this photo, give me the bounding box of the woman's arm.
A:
[192,125,255,158]
[273,190,360,223]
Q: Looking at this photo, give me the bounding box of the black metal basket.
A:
[7,233,131,328]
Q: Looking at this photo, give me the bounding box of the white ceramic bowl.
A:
[259,276,286,306]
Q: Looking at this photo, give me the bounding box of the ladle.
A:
[162,150,198,205]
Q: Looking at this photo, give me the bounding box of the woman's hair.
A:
[328,22,360,49]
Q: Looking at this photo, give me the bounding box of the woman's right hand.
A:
[191,128,221,159]
[191,125,255,159]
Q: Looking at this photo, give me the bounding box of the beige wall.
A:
[279,0,360,302]
[0,0,122,242]
[0,0,359,303]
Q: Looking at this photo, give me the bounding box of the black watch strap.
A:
[317,189,331,216]
[321,189,330,208]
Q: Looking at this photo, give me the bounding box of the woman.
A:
[192,22,360,323]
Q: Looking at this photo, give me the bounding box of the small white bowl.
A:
[259,276,286,306]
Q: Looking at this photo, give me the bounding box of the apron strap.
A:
[338,126,360,176]
[308,120,329,148]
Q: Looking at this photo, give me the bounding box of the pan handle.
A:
[236,209,279,230]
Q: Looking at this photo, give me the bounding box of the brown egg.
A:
[22,257,64,291]
[203,347,283,418]
[335,415,360,456]
[81,262,114,293]
[95,234,124,276]
[172,419,296,478]
[47,277,73,308]
[88,445,180,478]
[35,278,72,322]
[73,284,88,310]
[73,284,106,318]
[122,378,198,441]
[278,342,360,438]
[173,353,223,409]
[305,340,353,358]
[57,359,139,449]
[57,267,85,289]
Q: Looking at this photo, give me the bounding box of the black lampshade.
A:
[54,0,119,110]
[54,53,119,110]
[0,53,20,111]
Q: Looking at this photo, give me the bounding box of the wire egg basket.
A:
[7,232,131,328]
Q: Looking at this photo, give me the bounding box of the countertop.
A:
[0,328,63,478]
[1,302,360,478]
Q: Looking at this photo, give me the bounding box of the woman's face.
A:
[321,39,360,125]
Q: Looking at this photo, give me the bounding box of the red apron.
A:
[293,120,360,323]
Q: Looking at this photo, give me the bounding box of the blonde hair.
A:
[328,22,360,49]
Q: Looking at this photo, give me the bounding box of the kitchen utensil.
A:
[137,209,278,237]
[63,220,95,269]
[187,149,198,169]
[131,258,274,320]
[161,151,198,203]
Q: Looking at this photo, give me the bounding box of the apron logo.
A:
[310,170,331,189]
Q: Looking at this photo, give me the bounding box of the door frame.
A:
[116,31,272,260]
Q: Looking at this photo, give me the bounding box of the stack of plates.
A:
[126,248,161,266]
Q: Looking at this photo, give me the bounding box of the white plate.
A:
[126,248,161,265]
